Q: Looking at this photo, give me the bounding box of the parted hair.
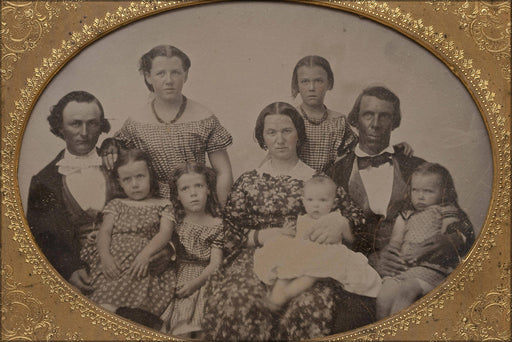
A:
[169,161,221,223]
[113,148,160,198]
[291,55,334,98]
[139,45,191,92]
[254,102,307,153]
[48,91,110,139]
[347,86,401,130]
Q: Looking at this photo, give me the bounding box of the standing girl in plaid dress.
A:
[291,55,358,172]
[161,162,223,338]
[101,45,233,204]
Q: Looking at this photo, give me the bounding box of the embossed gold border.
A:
[1,1,510,341]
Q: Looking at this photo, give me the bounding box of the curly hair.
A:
[47,91,110,139]
[168,161,221,223]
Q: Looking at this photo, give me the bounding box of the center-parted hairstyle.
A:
[409,162,459,208]
[347,86,401,130]
[169,161,221,223]
[113,148,160,198]
[139,45,191,92]
[254,102,307,153]
[291,55,334,98]
[48,91,110,139]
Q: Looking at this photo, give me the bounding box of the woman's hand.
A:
[100,138,119,170]
[128,252,150,279]
[369,244,408,277]
[176,280,201,298]
[304,213,351,245]
[100,253,121,280]
[69,268,94,294]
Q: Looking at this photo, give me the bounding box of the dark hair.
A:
[139,45,191,92]
[169,161,221,223]
[347,86,401,130]
[291,55,334,98]
[409,162,459,208]
[47,91,110,139]
[113,148,159,198]
[254,102,307,152]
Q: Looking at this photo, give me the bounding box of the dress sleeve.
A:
[335,116,358,161]
[443,206,475,257]
[335,185,366,228]
[160,202,176,224]
[222,173,254,258]
[205,115,233,154]
[210,223,225,249]
[113,119,136,149]
[102,199,120,219]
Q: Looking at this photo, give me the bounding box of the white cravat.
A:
[56,149,106,212]
[354,145,394,217]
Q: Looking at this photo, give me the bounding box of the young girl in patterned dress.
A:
[376,162,472,319]
[160,162,223,338]
[88,148,175,328]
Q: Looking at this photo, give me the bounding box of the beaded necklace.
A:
[299,105,328,125]
[151,96,188,124]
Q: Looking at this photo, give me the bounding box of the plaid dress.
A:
[115,109,232,198]
[298,109,357,172]
[161,220,224,335]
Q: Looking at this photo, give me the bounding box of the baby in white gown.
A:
[254,175,382,309]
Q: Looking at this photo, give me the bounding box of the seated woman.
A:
[203,102,376,341]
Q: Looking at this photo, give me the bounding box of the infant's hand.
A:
[281,220,296,237]
[128,253,150,279]
[176,280,199,298]
[86,231,98,244]
[100,254,121,280]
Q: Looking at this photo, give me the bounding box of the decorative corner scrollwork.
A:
[427,0,511,80]
[0,1,80,81]
[1,265,83,341]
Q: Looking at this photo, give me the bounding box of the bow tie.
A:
[357,152,393,170]
[57,154,102,176]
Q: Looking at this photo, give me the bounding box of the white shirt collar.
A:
[354,144,394,158]
[257,159,315,182]
[56,148,102,175]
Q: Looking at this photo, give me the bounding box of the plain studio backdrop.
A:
[19,2,492,235]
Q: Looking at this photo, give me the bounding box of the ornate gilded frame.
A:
[1,1,510,341]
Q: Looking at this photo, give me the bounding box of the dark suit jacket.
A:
[26,149,116,280]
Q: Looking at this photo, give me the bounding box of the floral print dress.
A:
[203,162,366,341]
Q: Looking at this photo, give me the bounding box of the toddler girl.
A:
[254,175,382,309]
[160,162,223,337]
[376,162,472,319]
[87,148,175,328]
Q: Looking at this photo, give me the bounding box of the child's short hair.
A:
[410,162,459,207]
[113,148,159,197]
[169,161,221,223]
[303,174,337,197]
